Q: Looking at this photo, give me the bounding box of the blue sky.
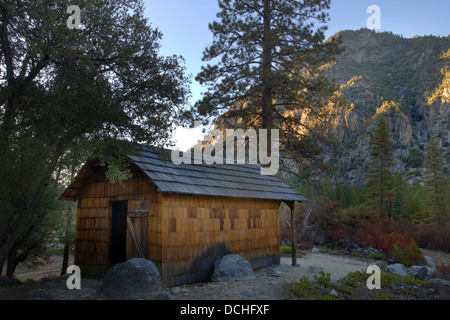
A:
[143,0,450,150]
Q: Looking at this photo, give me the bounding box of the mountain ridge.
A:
[324,29,450,186]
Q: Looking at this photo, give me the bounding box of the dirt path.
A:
[174,251,372,300]
[1,248,448,300]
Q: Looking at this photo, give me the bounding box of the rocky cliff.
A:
[324,29,450,186]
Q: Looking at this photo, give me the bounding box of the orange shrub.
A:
[435,264,450,280]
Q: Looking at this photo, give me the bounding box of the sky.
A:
[142,0,450,150]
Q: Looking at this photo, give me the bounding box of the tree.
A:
[0,0,191,275]
[195,0,342,175]
[423,134,447,226]
[365,115,394,218]
[392,172,407,222]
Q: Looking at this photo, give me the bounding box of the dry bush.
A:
[435,264,450,280]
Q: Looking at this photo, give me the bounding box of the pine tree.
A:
[392,172,407,222]
[195,0,342,174]
[423,134,447,226]
[365,115,394,218]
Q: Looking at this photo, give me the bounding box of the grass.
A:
[287,270,433,300]
[280,245,303,258]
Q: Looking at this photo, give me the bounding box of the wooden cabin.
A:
[61,147,308,287]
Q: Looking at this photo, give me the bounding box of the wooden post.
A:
[286,201,297,266]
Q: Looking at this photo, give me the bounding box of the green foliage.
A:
[369,253,385,260]
[0,0,191,273]
[406,149,425,168]
[422,134,448,226]
[195,0,343,178]
[313,271,331,288]
[280,245,303,258]
[392,242,425,267]
[338,271,367,288]
[365,115,394,218]
[280,245,292,254]
[290,272,332,299]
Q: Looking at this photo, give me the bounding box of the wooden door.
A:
[126,201,149,260]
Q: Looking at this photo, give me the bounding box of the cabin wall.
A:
[75,166,161,277]
[159,193,281,287]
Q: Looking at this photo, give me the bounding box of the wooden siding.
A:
[75,165,161,277]
[159,193,281,287]
[74,164,281,287]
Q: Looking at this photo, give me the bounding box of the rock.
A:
[329,289,338,297]
[241,289,255,297]
[0,277,22,288]
[309,264,323,273]
[266,267,282,277]
[313,234,327,245]
[425,266,436,279]
[347,243,361,252]
[211,254,255,282]
[312,247,320,253]
[344,259,359,265]
[102,258,163,300]
[367,248,382,255]
[429,278,450,291]
[407,266,428,280]
[386,263,408,277]
[424,256,436,267]
[157,292,176,300]
[171,287,181,294]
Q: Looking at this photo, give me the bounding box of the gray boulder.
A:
[211,254,255,282]
[424,256,436,267]
[309,264,323,273]
[0,277,22,288]
[347,243,361,252]
[407,266,428,280]
[102,258,162,300]
[367,248,382,255]
[266,267,282,277]
[386,263,408,277]
[429,278,450,291]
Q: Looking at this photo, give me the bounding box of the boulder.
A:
[429,278,450,291]
[266,267,282,277]
[386,263,408,277]
[347,243,361,252]
[309,264,323,273]
[407,266,428,280]
[211,254,255,282]
[102,258,162,300]
[366,248,382,255]
[423,256,436,267]
[0,277,22,288]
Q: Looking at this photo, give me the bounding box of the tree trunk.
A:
[261,0,273,129]
[61,205,73,276]
[6,243,19,277]
[287,201,297,266]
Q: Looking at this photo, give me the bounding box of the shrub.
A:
[280,245,292,254]
[435,264,450,280]
[392,241,425,267]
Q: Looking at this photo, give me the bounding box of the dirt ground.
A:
[0,247,449,300]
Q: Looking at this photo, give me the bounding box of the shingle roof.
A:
[128,147,308,203]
